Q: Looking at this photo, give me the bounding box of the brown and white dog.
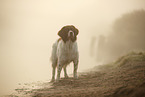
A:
[50,25,79,82]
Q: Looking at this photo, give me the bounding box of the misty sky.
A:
[0,0,145,95]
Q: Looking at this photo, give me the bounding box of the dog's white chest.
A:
[57,40,78,64]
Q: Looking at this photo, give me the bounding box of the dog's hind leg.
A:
[51,64,57,82]
[63,66,69,78]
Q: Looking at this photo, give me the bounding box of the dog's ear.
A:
[74,27,79,36]
[58,26,69,43]
[71,26,79,36]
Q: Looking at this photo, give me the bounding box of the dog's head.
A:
[58,25,79,43]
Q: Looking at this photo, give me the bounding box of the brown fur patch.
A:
[57,38,62,42]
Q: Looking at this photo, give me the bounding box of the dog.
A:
[50,25,79,82]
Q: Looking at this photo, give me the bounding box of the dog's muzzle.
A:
[68,30,74,37]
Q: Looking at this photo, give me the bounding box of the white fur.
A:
[57,40,79,64]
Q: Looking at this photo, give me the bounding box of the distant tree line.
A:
[96,9,145,62]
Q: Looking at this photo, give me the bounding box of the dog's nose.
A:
[70,32,73,36]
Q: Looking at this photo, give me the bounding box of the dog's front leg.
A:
[56,63,63,82]
[63,66,69,78]
[51,66,56,82]
[73,60,78,79]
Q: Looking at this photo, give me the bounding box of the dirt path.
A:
[9,52,145,97]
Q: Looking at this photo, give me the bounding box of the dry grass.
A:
[114,51,145,66]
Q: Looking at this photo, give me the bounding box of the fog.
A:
[0,0,145,95]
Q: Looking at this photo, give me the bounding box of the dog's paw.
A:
[74,76,78,80]
[49,79,55,83]
[55,77,60,82]
[55,80,60,83]
[64,75,69,79]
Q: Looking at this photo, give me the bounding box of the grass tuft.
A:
[114,51,145,66]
